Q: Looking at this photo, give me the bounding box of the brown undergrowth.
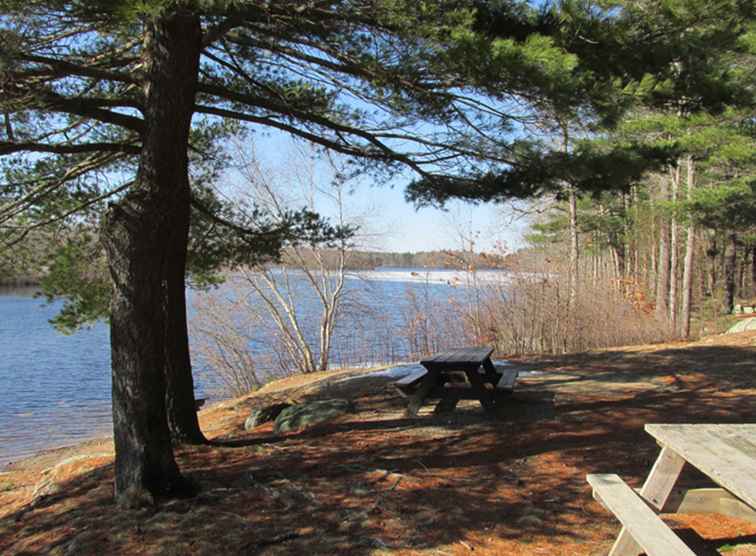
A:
[1,332,755,555]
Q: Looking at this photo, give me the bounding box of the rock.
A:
[31,453,112,505]
[516,514,544,528]
[273,399,356,434]
[244,402,291,431]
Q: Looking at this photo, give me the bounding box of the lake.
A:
[0,269,491,467]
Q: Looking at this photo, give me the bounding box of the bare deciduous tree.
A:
[190,145,359,389]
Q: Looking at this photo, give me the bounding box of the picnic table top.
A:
[645,423,756,509]
[420,346,494,366]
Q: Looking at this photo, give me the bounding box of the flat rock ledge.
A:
[244,402,292,431]
[273,399,356,434]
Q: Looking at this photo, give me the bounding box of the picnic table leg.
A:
[405,369,438,417]
[481,357,498,376]
[434,393,460,415]
[464,366,495,412]
[608,445,686,556]
[480,357,503,390]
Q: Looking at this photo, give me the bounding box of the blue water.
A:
[0,288,113,466]
[0,270,479,466]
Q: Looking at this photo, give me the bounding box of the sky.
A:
[221,130,532,255]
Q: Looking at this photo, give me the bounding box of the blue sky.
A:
[223,131,530,254]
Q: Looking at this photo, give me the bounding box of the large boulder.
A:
[244,402,291,431]
[273,399,356,434]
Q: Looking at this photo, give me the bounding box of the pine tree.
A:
[1,0,501,506]
[2,0,658,506]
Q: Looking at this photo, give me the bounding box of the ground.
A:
[0,332,755,555]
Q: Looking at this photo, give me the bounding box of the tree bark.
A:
[668,163,680,327]
[632,186,640,280]
[101,11,202,507]
[724,232,738,314]
[707,237,718,295]
[680,157,695,338]
[655,180,670,323]
[568,185,578,306]
[752,246,756,298]
[165,215,206,444]
[738,249,747,293]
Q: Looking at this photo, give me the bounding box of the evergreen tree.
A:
[1,0,647,506]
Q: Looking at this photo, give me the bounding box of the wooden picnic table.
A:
[588,423,756,556]
[396,346,518,416]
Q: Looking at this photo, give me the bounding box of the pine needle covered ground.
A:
[1,332,755,555]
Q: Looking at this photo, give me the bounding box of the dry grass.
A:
[464,271,673,356]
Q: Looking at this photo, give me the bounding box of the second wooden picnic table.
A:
[396,346,518,416]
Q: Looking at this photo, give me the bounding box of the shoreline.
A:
[1,434,115,474]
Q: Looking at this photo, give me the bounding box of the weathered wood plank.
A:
[433,395,461,414]
[652,487,756,522]
[645,424,756,510]
[481,356,498,375]
[640,446,687,511]
[464,366,495,411]
[405,374,437,416]
[395,368,428,387]
[587,474,695,556]
[420,346,493,366]
[496,368,518,391]
[610,445,686,556]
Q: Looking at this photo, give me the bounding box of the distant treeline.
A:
[280,247,553,271]
[290,248,514,270]
[0,246,548,286]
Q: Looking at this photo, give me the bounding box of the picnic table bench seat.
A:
[394,368,428,397]
[495,366,518,391]
[587,474,694,556]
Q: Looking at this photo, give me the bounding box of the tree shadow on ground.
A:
[521,343,755,383]
[1,343,754,554]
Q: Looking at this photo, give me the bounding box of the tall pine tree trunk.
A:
[707,238,718,295]
[752,246,756,297]
[669,164,680,327]
[101,11,201,507]
[724,232,738,314]
[568,185,578,306]
[655,180,670,323]
[165,200,206,444]
[632,186,640,281]
[680,157,695,338]
[738,250,747,292]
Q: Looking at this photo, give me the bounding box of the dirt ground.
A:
[0,331,755,555]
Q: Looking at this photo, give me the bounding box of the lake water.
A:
[0,287,113,467]
[0,269,490,467]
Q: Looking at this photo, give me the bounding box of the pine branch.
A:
[0,141,140,156]
[196,82,430,174]
[0,153,123,224]
[194,104,390,161]
[0,181,133,249]
[190,195,291,240]
[15,53,139,85]
[36,91,145,133]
